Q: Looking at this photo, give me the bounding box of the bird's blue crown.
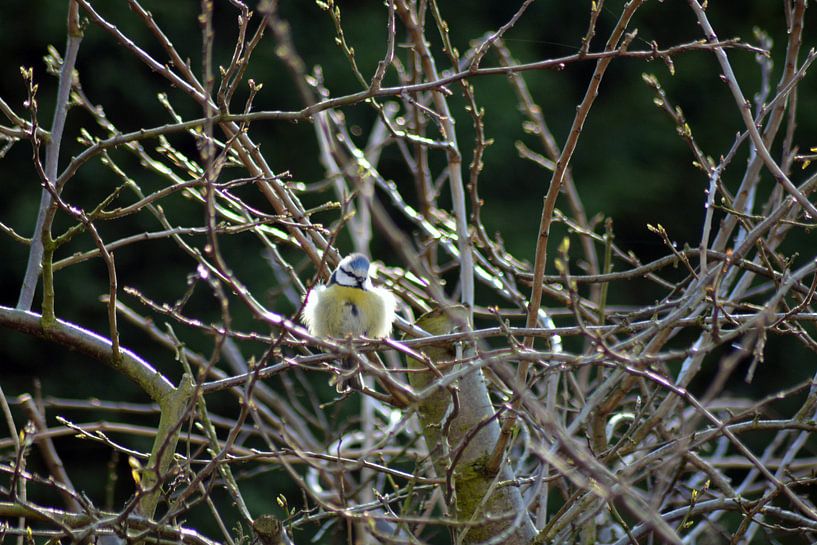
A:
[344,253,370,272]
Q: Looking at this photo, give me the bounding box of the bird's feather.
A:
[302,284,395,338]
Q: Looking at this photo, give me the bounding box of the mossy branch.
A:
[405,306,535,545]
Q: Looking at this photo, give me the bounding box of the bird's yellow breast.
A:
[307,285,393,338]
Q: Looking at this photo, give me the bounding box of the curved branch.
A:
[0,306,173,403]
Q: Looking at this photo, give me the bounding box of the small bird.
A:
[302,253,396,390]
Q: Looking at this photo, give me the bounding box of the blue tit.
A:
[302,253,396,390]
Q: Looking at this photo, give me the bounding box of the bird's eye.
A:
[339,266,365,284]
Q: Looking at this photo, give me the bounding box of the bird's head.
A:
[329,253,372,290]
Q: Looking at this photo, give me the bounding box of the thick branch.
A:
[0,306,173,402]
